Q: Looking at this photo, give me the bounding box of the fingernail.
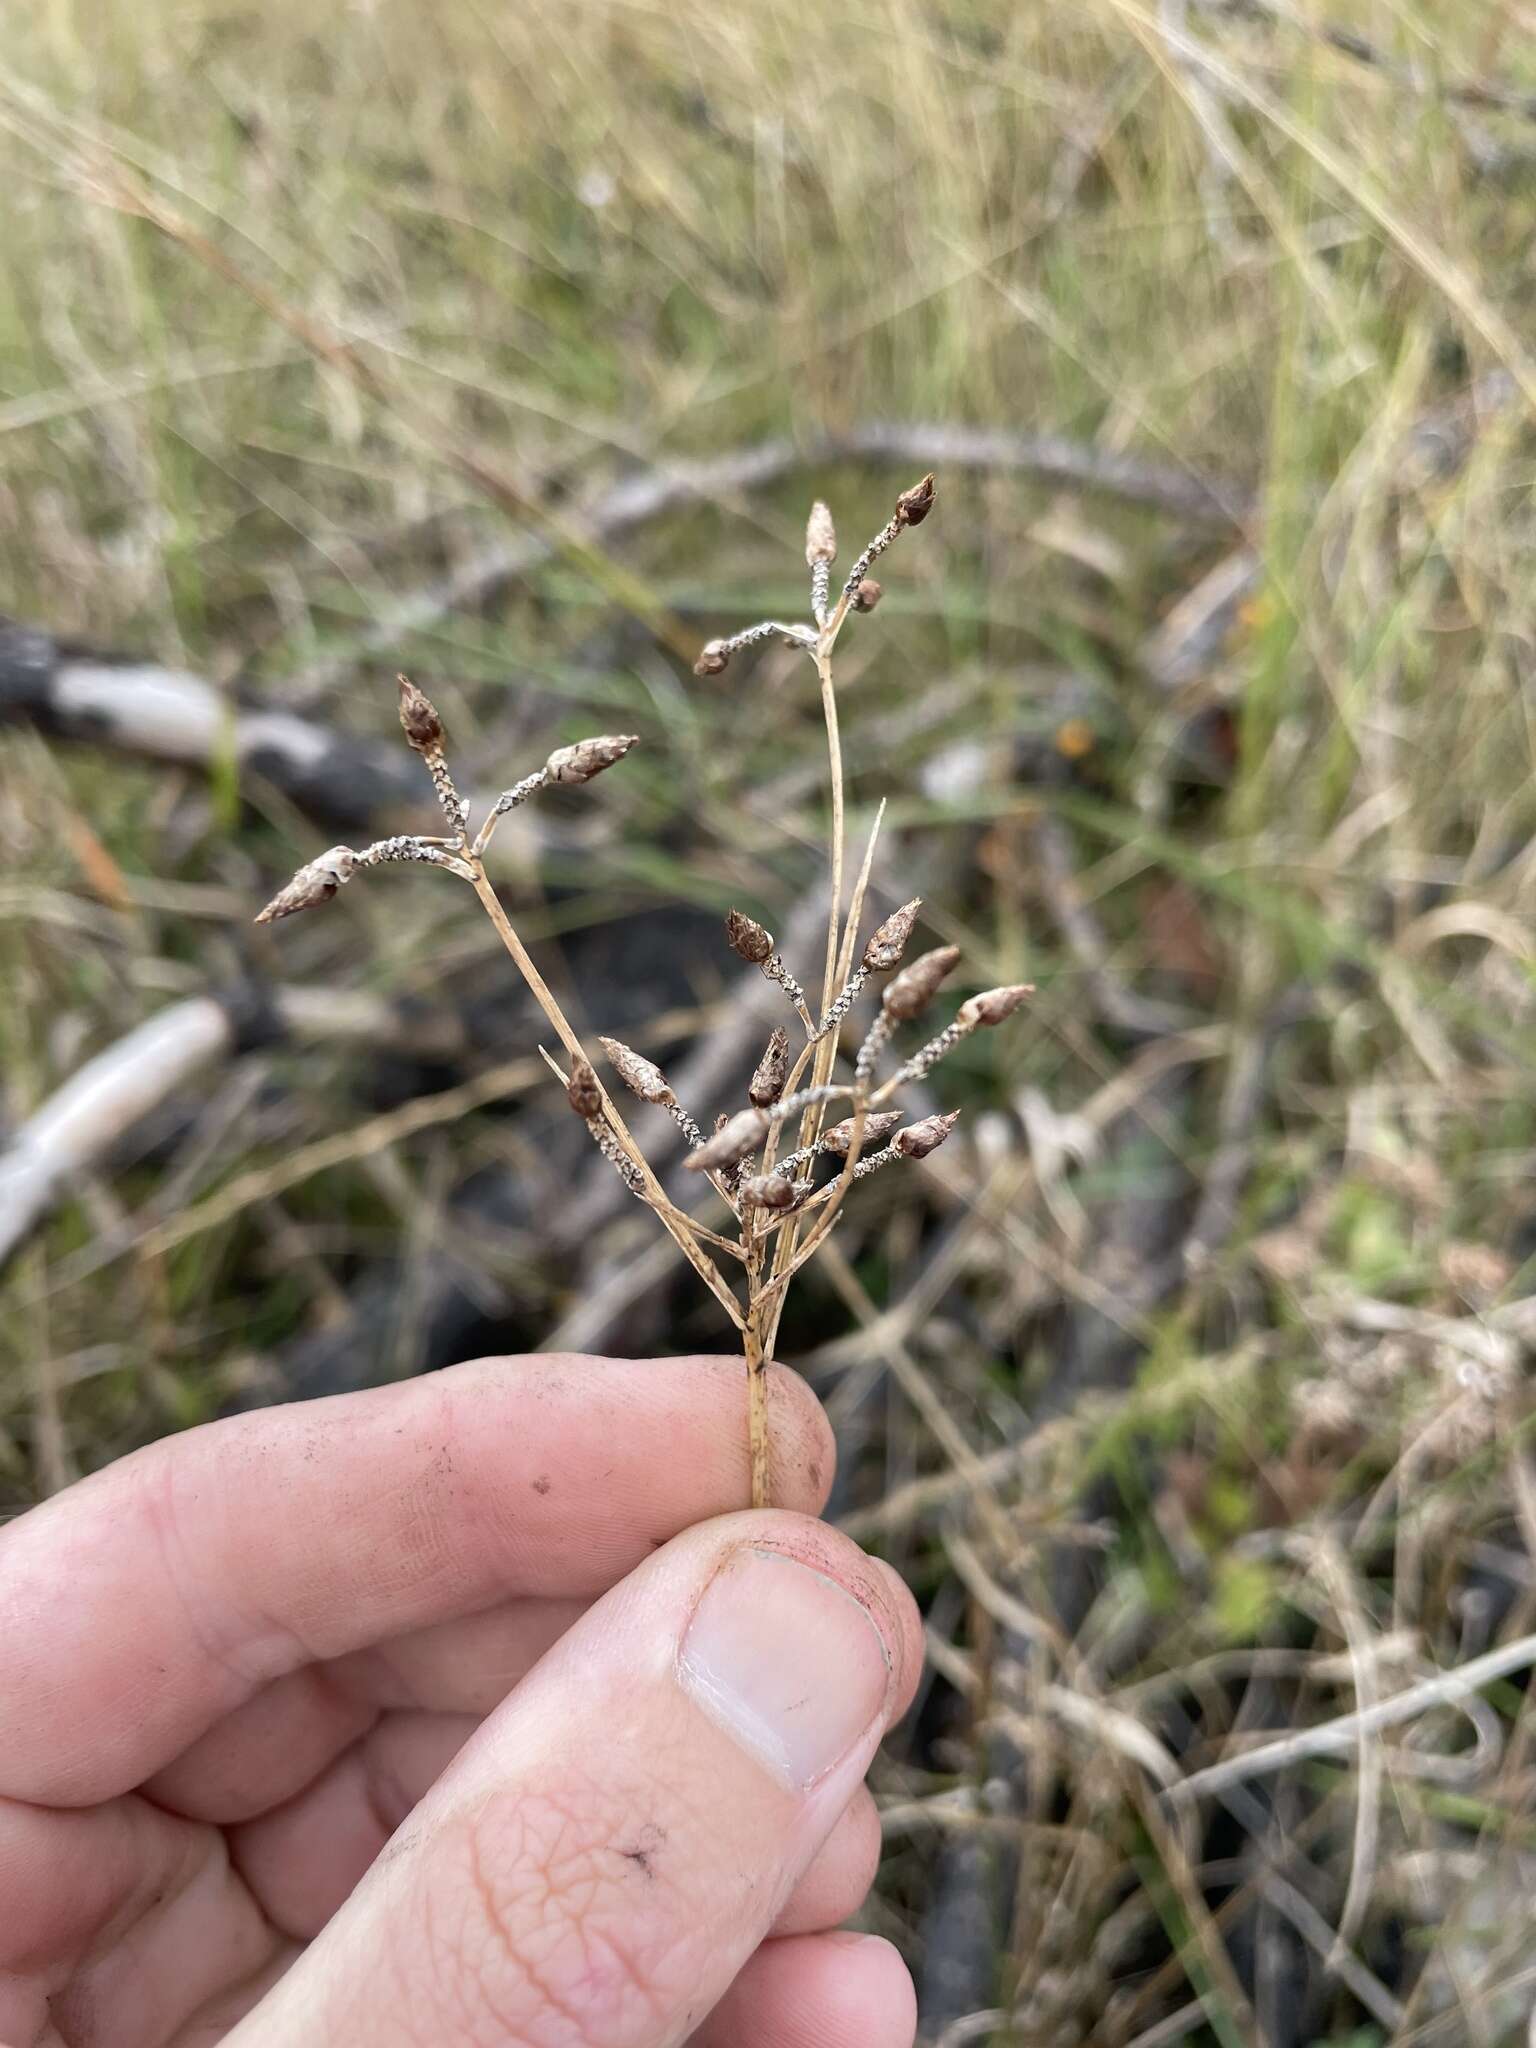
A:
[678,1547,892,1790]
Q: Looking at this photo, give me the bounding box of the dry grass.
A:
[6,1,1536,2041]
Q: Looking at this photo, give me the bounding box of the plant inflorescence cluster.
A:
[256,475,1029,1504]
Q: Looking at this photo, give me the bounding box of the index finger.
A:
[0,1352,834,1805]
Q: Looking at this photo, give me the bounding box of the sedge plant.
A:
[255,475,1030,1506]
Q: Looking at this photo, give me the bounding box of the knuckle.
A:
[137,1437,297,1690]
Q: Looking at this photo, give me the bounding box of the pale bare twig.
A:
[0,984,462,1273]
[1169,1629,1536,1803]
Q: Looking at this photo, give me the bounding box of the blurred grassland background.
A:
[7,1,1536,2042]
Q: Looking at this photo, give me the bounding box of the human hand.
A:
[0,1352,921,2046]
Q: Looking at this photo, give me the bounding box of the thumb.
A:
[229,1510,921,2047]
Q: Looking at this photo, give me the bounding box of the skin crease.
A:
[0,1353,923,2048]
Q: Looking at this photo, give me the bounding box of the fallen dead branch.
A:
[2,416,1248,816]
[0,617,427,830]
[305,421,1248,699]
[0,983,458,1272]
[1199,0,1536,127]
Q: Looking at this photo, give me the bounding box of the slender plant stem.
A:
[760,626,855,1362]
[744,1242,772,1508]
[468,867,584,1062]
[815,637,846,1018]
[745,1326,770,1509]
[469,865,746,1334]
[755,1102,870,1312]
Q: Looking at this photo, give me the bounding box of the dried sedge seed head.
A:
[805,500,837,566]
[739,1172,800,1212]
[694,639,732,677]
[544,733,639,785]
[958,983,1036,1029]
[894,473,936,528]
[598,1035,675,1106]
[893,1108,962,1159]
[820,1110,904,1157]
[862,897,923,973]
[883,944,962,1021]
[725,908,774,965]
[684,1105,769,1173]
[566,1057,602,1120]
[396,674,445,754]
[253,845,358,925]
[749,1026,791,1108]
[852,578,883,613]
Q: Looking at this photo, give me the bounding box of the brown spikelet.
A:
[598,1035,676,1106]
[396,674,445,753]
[566,1057,602,1119]
[739,1173,800,1212]
[852,578,883,613]
[545,734,639,785]
[820,1110,904,1157]
[805,500,837,565]
[862,897,922,973]
[725,909,774,965]
[958,983,1035,1029]
[883,944,961,1021]
[685,1106,769,1173]
[894,473,936,528]
[893,1108,962,1159]
[694,639,731,677]
[253,846,358,924]
[748,1026,791,1108]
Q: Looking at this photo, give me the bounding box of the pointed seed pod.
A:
[862,897,923,973]
[894,473,936,527]
[805,500,837,565]
[598,1035,676,1106]
[685,1105,769,1173]
[739,1173,800,1212]
[893,1108,962,1159]
[566,1057,602,1120]
[544,734,639,785]
[851,578,883,613]
[883,944,961,1022]
[958,983,1035,1029]
[749,1026,791,1108]
[819,1109,904,1157]
[396,674,445,753]
[254,846,358,924]
[725,908,774,965]
[694,639,732,677]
